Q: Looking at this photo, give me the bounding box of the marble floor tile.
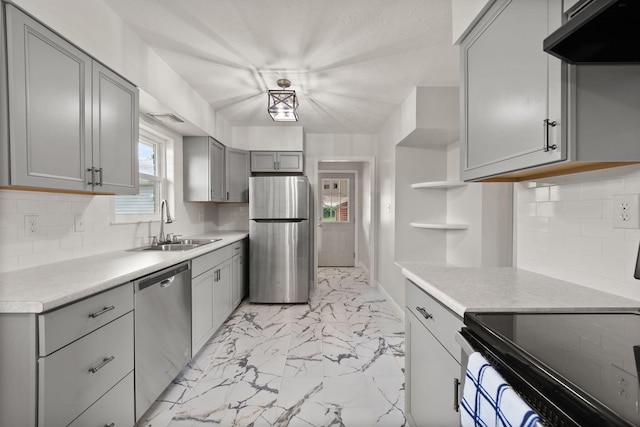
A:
[137,267,406,427]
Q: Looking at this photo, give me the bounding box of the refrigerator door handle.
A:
[253,219,305,223]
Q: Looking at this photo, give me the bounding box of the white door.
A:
[318,173,355,267]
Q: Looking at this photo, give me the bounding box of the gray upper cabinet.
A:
[2,4,138,194]
[225,147,249,202]
[183,136,225,202]
[92,62,139,194]
[461,0,640,182]
[461,0,563,181]
[250,151,304,173]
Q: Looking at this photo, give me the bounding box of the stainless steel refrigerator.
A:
[249,176,310,303]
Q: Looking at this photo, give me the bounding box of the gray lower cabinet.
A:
[405,279,463,427]
[231,239,246,308]
[225,147,249,202]
[250,151,304,173]
[0,282,135,427]
[2,4,138,194]
[191,241,246,355]
[461,0,640,181]
[183,136,226,202]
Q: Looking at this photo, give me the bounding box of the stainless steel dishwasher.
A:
[134,262,191,420]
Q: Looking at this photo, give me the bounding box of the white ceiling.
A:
[104,0,459,134]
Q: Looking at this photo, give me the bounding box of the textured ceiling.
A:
[104,0,459,134]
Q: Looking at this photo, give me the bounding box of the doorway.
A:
[313,158,376,288]
[318,172,356,267]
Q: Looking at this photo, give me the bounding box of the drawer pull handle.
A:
[105,423,115,427]
[89,305,115,318]
[453,378,461,412]
[416,306,433,320]
[89,356,115,374]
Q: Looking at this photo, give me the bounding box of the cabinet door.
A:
[225,147,249,202]
[5,5,92,192]
[192,270,214,355]
[92,62,139,195]
[406,311,461,427]
[231,254,242,309]
[277,152,304,172]
[251,151,277,172]
[212,258,233,331]
[461,0,564,181]
[209,138,225,202]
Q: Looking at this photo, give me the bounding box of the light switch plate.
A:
[612,194,640,229]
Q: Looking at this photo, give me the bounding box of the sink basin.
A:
[142,243,200,251]
[133,238,222,252]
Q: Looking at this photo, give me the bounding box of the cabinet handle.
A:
[227,191,230,201]
[87,167,96,186]
[97,167,103,186]
[89,305,115,318]
[543,119,558,152]
[453,378,461,412]
[88,356,115,374]
[105,423,115,427]
[416,306,433,320]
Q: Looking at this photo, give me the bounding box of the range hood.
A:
[544,0,640,64]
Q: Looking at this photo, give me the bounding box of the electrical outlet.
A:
[611,364,639,415]
[613,194,640,229]
[74,214,85,232]
[24,215,39,237]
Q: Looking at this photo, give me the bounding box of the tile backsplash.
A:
[516,164,640,302]
[0,190,214,272]
[217,204,249,231]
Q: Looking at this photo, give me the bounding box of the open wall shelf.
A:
[410,222,468,230]
[410,181,467,189]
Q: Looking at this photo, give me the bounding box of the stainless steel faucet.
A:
[157,199,173,244]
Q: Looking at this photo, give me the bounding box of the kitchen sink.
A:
[133,238,222,252]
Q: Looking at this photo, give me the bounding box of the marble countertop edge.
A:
[0,231,249,314]
[397,262,640,318]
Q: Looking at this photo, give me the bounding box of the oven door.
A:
[455,331,545,427]
[457,326,633,427]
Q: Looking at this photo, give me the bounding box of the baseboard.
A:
[376,280,405,322]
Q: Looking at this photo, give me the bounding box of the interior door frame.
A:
[318,170,358,267]
[313,157,377,288]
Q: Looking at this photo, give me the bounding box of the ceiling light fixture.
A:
[268,79,298,122]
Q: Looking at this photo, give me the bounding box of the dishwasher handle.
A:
[136,262,190,292]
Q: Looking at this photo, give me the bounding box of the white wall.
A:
[0,119,217,272]
[232,126,304,151]
[516,164,640,302]
[377,110,406,308]
[395,146,447,263]
[446,143,513,267]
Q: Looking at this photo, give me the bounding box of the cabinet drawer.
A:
[405,280,464,362]
[38,312,134,427]
[192,244,234,278]
[38,282,133,356]
[68,371,134,427]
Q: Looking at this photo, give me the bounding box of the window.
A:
[321,178,350,222]
[113,127,167,222]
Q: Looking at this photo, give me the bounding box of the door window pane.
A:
[322,178,349,222]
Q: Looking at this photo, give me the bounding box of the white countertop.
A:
[0,231,248,313]
[397,262,640,318]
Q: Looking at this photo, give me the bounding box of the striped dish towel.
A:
[461,352,540,427]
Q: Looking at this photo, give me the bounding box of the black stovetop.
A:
[464,310,640,427]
